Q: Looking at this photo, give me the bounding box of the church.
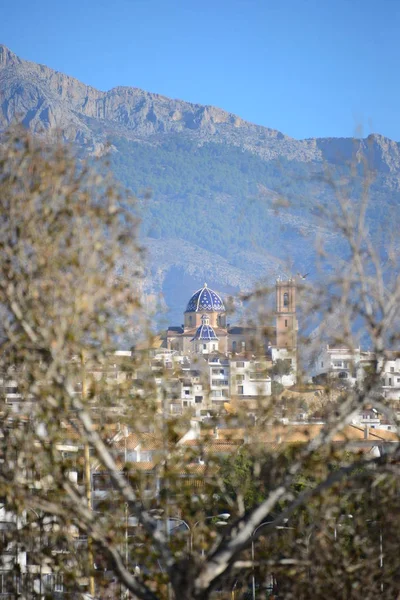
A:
[166,279,298,361]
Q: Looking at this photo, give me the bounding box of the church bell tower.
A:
[276,279,297,349]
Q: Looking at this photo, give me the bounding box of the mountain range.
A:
[1,44,399,325]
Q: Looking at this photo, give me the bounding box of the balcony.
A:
[249,372,269,381]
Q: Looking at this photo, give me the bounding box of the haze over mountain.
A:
[1,43,399,324]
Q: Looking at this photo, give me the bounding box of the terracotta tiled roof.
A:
[176,462,219,477]
[93,458,156,472]
[385,350,400,359]
[212,328,228,336]
[181,439,241,455]
[255,424,399,444]
[114,432,165,452]
[364,427,399,441]
[127,461,157,471]
[93,457,125,472]
[60,421,123,443]
[200,428,246,441]
[188,424,399,447]
[180,463,209,476]
[181,439,201,447]
[114,433,141,451]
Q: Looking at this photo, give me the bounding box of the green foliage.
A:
[271,359,292,380]
[110,135,316,259]
[271,381,284,396]
[221,447,267,511]
[109,134,400,291]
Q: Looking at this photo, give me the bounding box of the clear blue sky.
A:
[2,0,399,140]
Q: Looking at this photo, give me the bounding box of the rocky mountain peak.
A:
[0,44,21,67]
[0,45,399,323]
[0,44,311,160]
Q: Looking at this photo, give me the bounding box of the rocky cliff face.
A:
[3,44,399,168]
[1,44,399,324]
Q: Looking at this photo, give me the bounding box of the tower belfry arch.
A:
[276,278,298,350]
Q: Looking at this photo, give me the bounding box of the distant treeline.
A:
[110,135,396,261]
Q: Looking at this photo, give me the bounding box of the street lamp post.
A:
[167,513,230,555]
[123,509,142,600]
[192,513,230,556]
[251,521,293,600]
[332,513,353,541]
[167,517,192,553]
[28,508,42,598]
[366,520,384,593]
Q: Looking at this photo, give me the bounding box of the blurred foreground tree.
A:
[0,129,398,600]
[270,359,292,384]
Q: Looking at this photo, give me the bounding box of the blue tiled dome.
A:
[185,283,225,313]
[191,315,219,341]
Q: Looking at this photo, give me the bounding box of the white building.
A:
[180,369,206,414]
[379,352,400,401]
[230,357,271,398]
[208,355,230,408]
[309,346,400,401]
[270,347,297,387]
[309,346,374,386]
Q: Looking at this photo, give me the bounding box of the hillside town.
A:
[5,277,399,423]
[0,277,398,597]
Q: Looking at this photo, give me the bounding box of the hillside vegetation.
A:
[1,44,399,322]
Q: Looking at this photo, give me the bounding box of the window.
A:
[321,361,324,367]
[388,378,392,386]
[212,390,222,397]
[232,341,237,352]
[212,379,229,386]
[189,315,192,325]
[203,344,207,350]
[54,575,63,592]
[184,389,190,395]
[138,451,153,462]
[285,319,288,327]
[236,374,244,382]
[390,367,394,373]
[338,371,348,379]
[6,386,18,394]
[0,572,16,593]
[93,474,111,491]
[212,344,216,350]
[195,396,202,403]
[237,385,244,395]
[283,292,289,307]
[236,362,245,368]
